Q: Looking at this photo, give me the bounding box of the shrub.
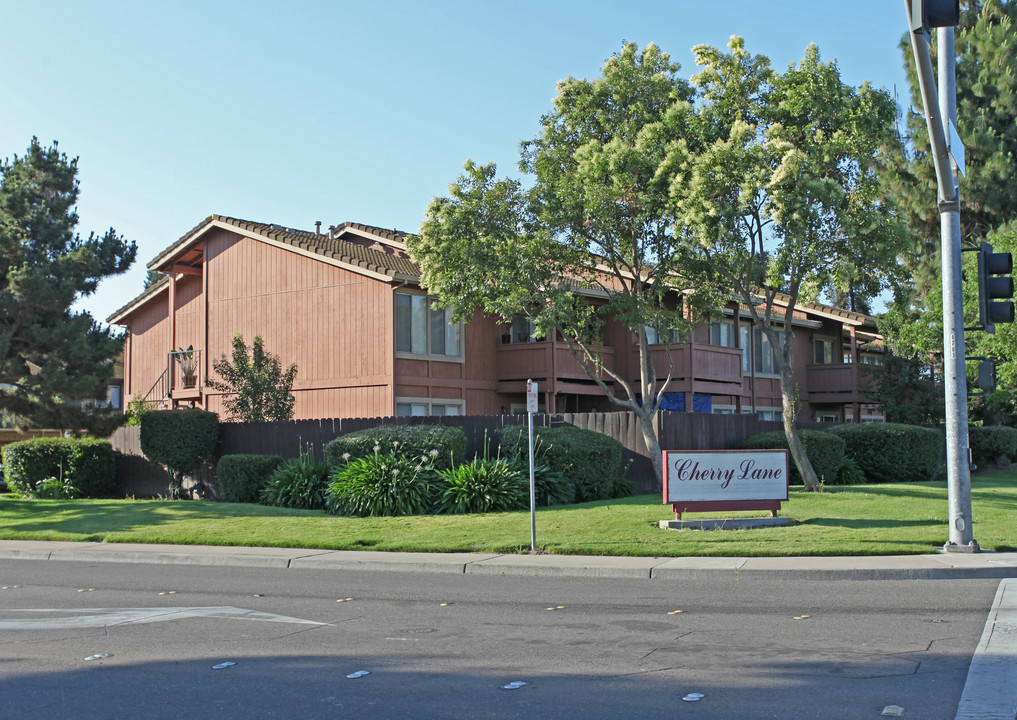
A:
[525,460,577,506]
[498,425,621,502]
[216,454,283,503]
[436,457,528,514]
[261,445,331,510]
[140,410,219,497]
[27,476,81,499]
[831,455,866,486]
[1,437,119,498]
[326,452,438,517]
[827,422,943,483]
[968,425,1017,469]
[736,430,845,486]
[325,424,466,471]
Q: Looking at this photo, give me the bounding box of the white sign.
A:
[526,379,538,414]
[664,450,788,504]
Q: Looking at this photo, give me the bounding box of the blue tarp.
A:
[640,393,713,413]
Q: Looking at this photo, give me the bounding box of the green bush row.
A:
[737,430,845,486]
[738,423,945,485]
[215,454,284,503]
[324,425,466,471]
[497,425,623,502]
[968,425,1017,469]
[1,437,120,498]
[827,423,942,483]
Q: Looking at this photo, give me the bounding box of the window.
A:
[813,337,835,364]
[511,315,537,343]
[757,408,781,422]
[644,324,679,345]
[709,320,735,348]
[396,399,463,417]
[740,325,751,373]
[740,326,784,375]
[859,353,883,366]
[395,292,461,358]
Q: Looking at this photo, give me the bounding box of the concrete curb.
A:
[2,540,1017,580]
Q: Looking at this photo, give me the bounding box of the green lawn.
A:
[2,474,1016,557]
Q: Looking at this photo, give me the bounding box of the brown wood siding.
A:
[202,228,394,418]
[173,275,203,351]
[124,292,170,403]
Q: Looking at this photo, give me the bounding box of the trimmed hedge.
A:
[324,425,466,471]
[140,409,219,474]
[736,430,845,486]
[1,437,120,498]
[497,425,622,502]
[968,425,1017,469]
[827,423,943,483]
[216,454,283,503]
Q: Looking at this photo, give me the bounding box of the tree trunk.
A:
[637,407,664,491]
[780,372,821,491]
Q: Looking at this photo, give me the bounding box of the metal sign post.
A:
[526,379,537,552]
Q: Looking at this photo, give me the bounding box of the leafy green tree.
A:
[0,138,136,434]
[669,38,907,490]
[864,356,945,425]
[880,2,1017,422]
[205,334,297,422]
[410,43,714,485]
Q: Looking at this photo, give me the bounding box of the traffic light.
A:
[909,0,961,32]
[977,359,996,393]
[977,241,1015,335]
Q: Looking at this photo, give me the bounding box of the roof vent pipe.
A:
[328,225,336,240]
[315,221,321,235]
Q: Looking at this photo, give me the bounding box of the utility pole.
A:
[904,1,978,551]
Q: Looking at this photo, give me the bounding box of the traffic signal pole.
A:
[905,5,977,551]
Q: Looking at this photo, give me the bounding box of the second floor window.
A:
[395,292,461,358]
[709,320,735,348]
[741,325,784,375]
[813,337,835,364]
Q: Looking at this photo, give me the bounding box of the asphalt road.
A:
[0,560,1003,719]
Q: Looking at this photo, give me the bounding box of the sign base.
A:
[660,516,793,531]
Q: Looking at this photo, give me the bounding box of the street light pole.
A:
[904,4,978,551]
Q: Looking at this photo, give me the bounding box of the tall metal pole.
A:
[905,3,977,552]
[937,26,977,551]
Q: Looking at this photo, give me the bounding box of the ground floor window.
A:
[395,399,463,417]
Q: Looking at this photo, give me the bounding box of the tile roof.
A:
[149,215,421,280]
[108,215,422,324]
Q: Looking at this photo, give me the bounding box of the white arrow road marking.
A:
[0,607,326,630]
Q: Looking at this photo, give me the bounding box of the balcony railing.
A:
[633,343,744,393]
[804,363,878,403]
[168,348,203,396]
[496,339,615,383]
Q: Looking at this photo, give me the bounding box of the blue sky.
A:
[1,0,917,324]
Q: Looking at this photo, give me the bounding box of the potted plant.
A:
[176,346,198,388]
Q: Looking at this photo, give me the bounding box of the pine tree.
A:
[0,138,136,434]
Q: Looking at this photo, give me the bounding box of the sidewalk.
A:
[2,539,1017,580]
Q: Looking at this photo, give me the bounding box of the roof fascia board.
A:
[106,276,169,325]
[335,224,407,250]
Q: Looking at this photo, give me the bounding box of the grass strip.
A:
[1,475,1015,557]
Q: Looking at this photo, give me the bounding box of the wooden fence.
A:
[109,411,830,497]
[0,428,64,449]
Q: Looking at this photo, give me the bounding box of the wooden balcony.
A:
[168,349,204,402]
[496,339,615,391]
[633,343,744,395]
[804,363,877,404]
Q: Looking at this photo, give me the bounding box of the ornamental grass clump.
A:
[435,456,529,514]
[260,443,331,510]
[326,447,439,517]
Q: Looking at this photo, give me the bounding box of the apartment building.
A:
[108,215,885,424]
